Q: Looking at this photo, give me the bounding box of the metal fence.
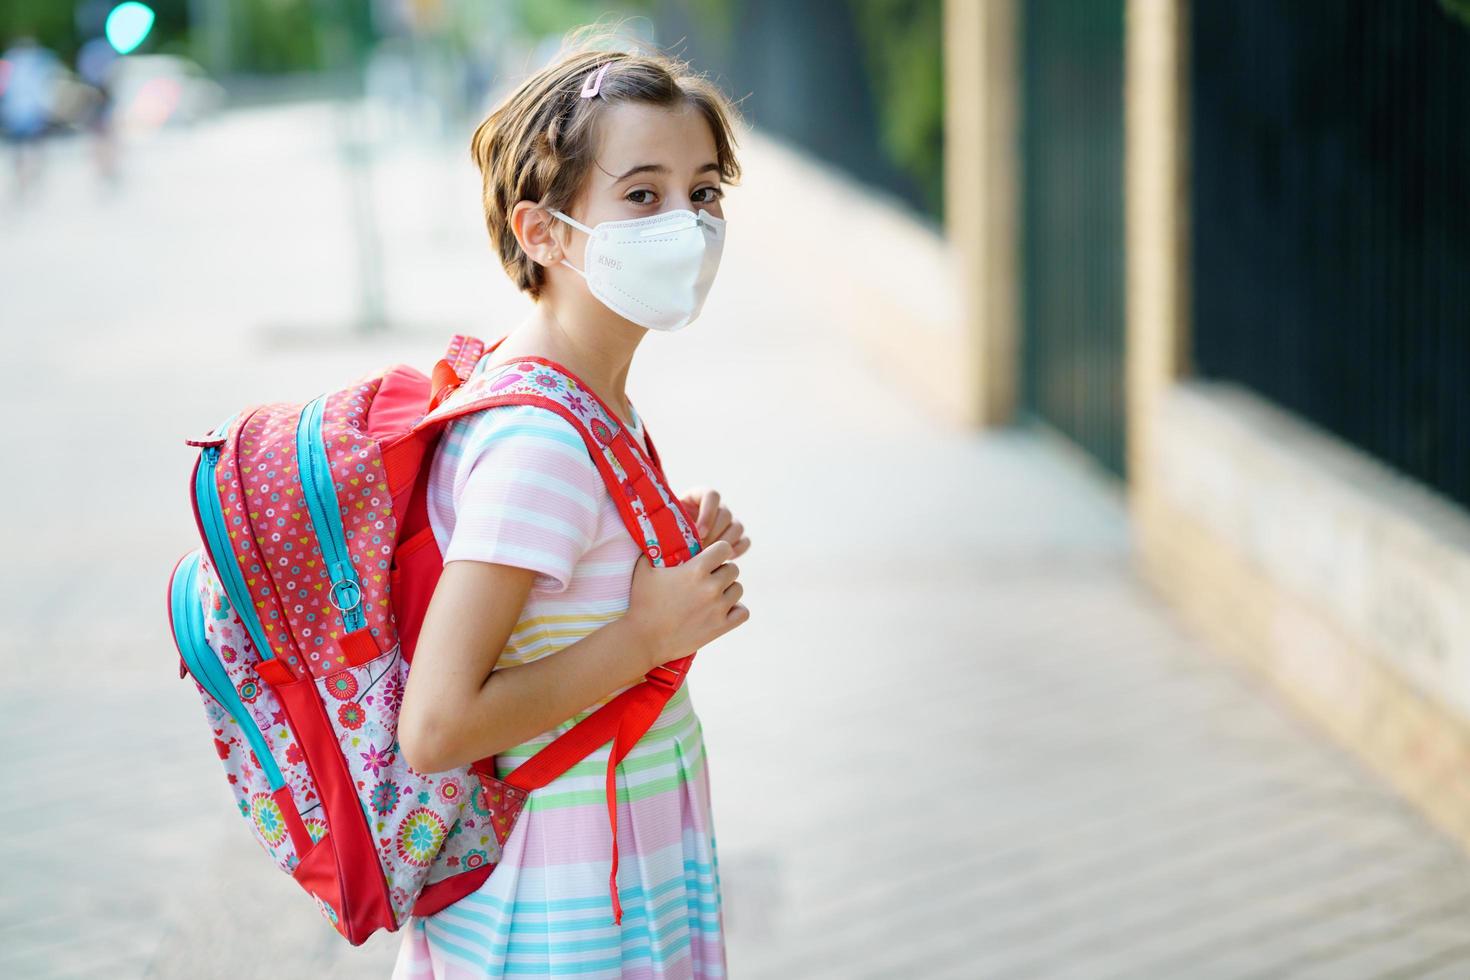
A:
[1190,0,1470,511]
[1020,0,1127,479]
[651,0,941,222]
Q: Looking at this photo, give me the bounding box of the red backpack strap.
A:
[426,333,500,416]
[442,334,486,381]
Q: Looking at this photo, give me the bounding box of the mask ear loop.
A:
[550,208,596,236]
[548,208,594,279]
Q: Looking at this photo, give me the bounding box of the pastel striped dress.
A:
[392,361,727,978]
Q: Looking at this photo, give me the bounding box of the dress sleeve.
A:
[442,404,604,594]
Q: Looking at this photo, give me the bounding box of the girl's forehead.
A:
[595,102,716,171]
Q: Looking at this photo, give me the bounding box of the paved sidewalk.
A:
[4,102,1470,979]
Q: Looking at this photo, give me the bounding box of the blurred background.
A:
[3,0,1470,977]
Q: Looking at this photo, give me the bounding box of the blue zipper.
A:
[171,548,287,791]
[296,394,366,633]
[194,412,279,663]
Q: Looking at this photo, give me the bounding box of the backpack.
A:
[165,332,704,945]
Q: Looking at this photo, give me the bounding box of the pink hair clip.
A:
[580,62,611,98]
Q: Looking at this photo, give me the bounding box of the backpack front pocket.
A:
[313,645,472,925]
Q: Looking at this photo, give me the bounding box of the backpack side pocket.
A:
[169,549,319,872]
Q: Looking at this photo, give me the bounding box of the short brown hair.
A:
[469,28,745,300]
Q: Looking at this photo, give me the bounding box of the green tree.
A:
[847,0,945,217]
[1440,0,1470,27]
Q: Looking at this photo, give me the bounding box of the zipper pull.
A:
[187,414,236,450]
[329,567,362,612]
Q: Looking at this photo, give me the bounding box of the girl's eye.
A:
[694,186,725,203]
[626,189,655,205]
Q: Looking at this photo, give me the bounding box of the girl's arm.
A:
[398,558,663,773]
[400,539,744,774]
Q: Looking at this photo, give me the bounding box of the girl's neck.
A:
[495,310,642,428]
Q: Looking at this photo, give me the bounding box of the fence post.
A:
[944,0,1020,429]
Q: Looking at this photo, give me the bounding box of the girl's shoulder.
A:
[434,403,607,517]
[444,401,589,463]
[430,401,611,574]
[447,397,645,464]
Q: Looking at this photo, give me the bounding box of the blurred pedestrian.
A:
[76,36,121,187]
[0,34,62,198]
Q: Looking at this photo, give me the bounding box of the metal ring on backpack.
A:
[329,580,362,613]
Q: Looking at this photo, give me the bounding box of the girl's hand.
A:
[626,539,748,667]
[676,486,751,558]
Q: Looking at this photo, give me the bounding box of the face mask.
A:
[549,206,726,332]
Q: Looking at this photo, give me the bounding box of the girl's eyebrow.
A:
[612,162,721,181]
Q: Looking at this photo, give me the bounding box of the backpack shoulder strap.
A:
[442,334,486,381]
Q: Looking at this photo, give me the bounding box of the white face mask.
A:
[549,206,727,332]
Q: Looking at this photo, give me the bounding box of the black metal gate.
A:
[1020,0,1127,479]
[1190,0,1470,510]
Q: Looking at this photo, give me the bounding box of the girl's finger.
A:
[697,490,721,537]
[676,489,703,525]
[710,508,736,545]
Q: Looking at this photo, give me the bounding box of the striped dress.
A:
[392,363,727,979]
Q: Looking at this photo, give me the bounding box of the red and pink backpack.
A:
[165,333,704,944]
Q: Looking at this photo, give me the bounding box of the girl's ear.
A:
[511,201,565,268]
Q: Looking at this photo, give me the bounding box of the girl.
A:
[392,38,751,980]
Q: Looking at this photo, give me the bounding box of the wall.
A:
[1126,0,1470,852]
